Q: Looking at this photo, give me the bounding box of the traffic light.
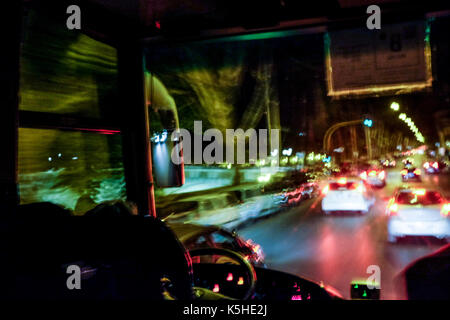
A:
[363,119,373,127]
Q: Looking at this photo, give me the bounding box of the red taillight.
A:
[441,203,450,217]
[388,203,398,216]
[322,185,329,195]
[369,170,377,177]
[413,169,421,175]
[360,172,367,180]
[378,171,385,180]
[387,198,398,216]
[400,169,408,176]
[423,162,430,169]
[432,162,439,169]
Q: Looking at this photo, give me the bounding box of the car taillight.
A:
[432,162,439,169]
[441,203,450,217]
[356,184,364,193]
[369,170,377,177]
[322,185,329,195]
[378,171,385,179]
[423,162,430,169]
[360,172,367,180]
[388,203,398,216]
[400,169,407,175]
[413,169,421,175]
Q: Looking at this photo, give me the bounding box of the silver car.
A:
[386,188,450,243]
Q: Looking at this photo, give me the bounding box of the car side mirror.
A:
[350,281,380,300]
[151,128,185,188]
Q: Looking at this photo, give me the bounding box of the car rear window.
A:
[396,191,445,205]
[329,182,358,190]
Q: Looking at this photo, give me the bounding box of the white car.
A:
[321,177,374,214]
[386,188,450,243]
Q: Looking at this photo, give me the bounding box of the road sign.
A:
[325,20,432,97]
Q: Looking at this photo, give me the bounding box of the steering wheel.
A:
[189,248,257,300]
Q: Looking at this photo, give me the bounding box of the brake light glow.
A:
[441,203,450,217]
[413,169,421,175]
[423,162,430,169]
[413,189,426,195]
[322,185,329,195]
[226,273,233,281]
[369,170,377,177]
[360,172,367,180]
[388,203,398,215]
[338,177,347,185]
[378,171,385,180]
[213,284,220,293]
[401,169,408,176]
[356,184,364,193]
[432,162,439,169]
[237,277,244,286]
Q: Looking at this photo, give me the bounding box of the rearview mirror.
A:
[350,281,380,300]
[151,128,185,188]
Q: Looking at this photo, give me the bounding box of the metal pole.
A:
[118,45,156,217]
[0,2,21,214]
[323,119,363,154]
[364,126,373,160]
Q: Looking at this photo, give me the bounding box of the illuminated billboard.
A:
[325,20,433,97]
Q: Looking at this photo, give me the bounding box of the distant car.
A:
[423,161,446,174]
[273,182,319,207]
[360,168,386,188]
[381,159,396,168]
[401,167,422,182]
[386,188,450,243]
[167,222,266,267]
[321,177,374,215]
[273,186,302,207]
[402,158,414,166]
[301,182,320,199]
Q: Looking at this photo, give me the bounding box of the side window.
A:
[18,128,126,215]
[17,6,124,215]
[20,8,117,118]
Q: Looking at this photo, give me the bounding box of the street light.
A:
[390,102,400,111]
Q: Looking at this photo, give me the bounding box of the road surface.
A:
[237,166,449,299]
